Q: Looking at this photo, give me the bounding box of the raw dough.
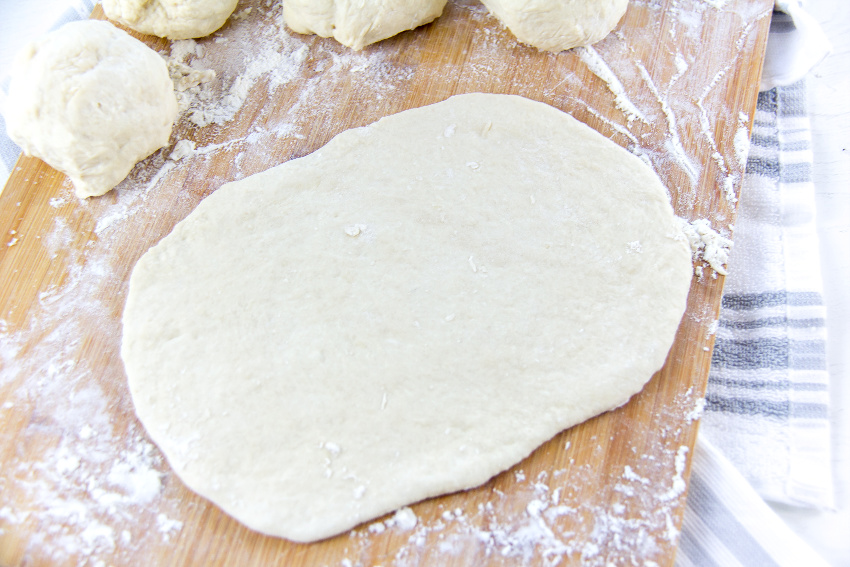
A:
[121,94,693,542]
[284,0,447,50]
[481,0,628,52]
[4,21,177,199]
[103,0,239,40]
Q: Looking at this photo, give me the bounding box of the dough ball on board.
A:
[4,20,178,199]
[481,0,628,52]
[284,0,447,50]
[102,0,239,40]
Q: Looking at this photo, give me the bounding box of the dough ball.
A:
[284,0,447,50]
[102,0,239,40]
[481,0,628,52]
[4,20,178,199]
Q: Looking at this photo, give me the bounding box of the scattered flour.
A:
[706,319,720,338]
[659,446,690,502]
[634,61,699,185]
[685,397,707,423]
[341,427,698,567]
[577,46,648,124]
[169,139,197,161]
[678,217,733,277]
[734,112,751,167]
[156,513,184,543]
[673,53,689,75]
[392,507,419,531]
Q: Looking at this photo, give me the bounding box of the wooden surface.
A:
[0,1,773,565]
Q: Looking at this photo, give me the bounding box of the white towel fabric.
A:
[677,436,831,567]
[678,436,832,567]
[761,1,831,90]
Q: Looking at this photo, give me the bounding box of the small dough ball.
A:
[103,0,239,40]
[4,20,178,199]
[284,0,447,51]
[481,0,628,52]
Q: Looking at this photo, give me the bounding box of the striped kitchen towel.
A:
[699,81,833,510]
[677,78,833,566]
[676,4,834,564]
[677,436,831,567]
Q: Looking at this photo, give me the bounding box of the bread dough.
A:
[284,0,447,50]
[103,0,239,40]
[121,94,693,542]
[481,0,628,52]
[4,21,177,199]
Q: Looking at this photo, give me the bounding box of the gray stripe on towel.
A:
[677,525,725,567]
[708,377,829,392]
[780,162,812,183]
[719,317,826,330]
[749,133,779,148]
[721,291,823,310]
[685,473,781,567]
[704,395,829,420]
[757,90,778,114]
[780,139,811,152]
[778,83,807,117]
[746,156,780,177]
[711,338,825,370]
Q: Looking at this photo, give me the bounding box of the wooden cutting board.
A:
[0,1,772,565]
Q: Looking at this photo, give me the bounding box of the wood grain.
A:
[0,1,772,565]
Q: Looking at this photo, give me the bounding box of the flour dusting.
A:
[634,62,699,186]
[734,112,751,167]
[341,422,699,567]
[678,218,734,277]
[577,46,647,124]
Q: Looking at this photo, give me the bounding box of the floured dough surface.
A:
[5,20,177,198]
[481,0,628,52]
[121,94,693,542]
[284,0,447,50]
[103,0,239,40]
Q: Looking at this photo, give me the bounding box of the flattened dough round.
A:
[122,94,693,542]
[283,0,447,50]
[103,0,239,40]
[481,0,628,52]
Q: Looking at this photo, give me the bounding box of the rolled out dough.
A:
[121,94,693,542]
